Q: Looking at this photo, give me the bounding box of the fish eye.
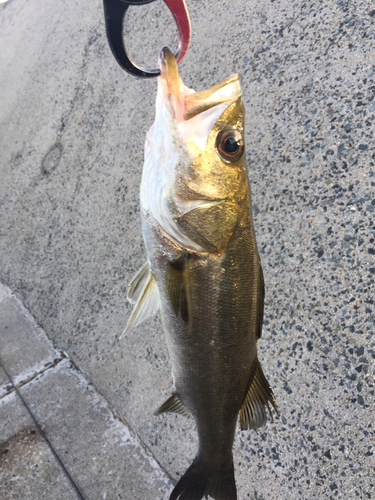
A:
[216,128,244,163]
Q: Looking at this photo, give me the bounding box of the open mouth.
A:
[158,47,241,123]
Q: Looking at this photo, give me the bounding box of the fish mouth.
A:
[159,47,183,99]
[158,46,190,122]
[158,47,241,122]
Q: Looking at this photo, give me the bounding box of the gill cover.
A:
[141,47,247,253]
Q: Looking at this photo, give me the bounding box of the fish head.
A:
[141,47,249,253]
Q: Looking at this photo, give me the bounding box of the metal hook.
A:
[102,0,191,78]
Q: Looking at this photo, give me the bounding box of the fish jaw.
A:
[141,47,246,253]
[140,47,199,250]
[158,46,194,124]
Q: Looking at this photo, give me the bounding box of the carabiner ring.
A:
[102,0,191,78]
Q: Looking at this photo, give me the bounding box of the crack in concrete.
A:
[0,355,65,400]
[0,356,86,500]
[1,280,174,485]
[63,351,175,484]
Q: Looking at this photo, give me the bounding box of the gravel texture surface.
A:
[0,0,374,499]
[0,284,171,500]
[0,392,82,500]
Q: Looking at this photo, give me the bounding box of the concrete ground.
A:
[0,0,374,499]
[0,284,172,499]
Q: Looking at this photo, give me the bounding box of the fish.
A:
[122,46,278,500]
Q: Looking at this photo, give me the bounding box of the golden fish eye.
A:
[216,127,244,163]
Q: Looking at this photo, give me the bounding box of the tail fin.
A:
[170,457,237,500]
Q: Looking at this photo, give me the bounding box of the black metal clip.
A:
[102,0,191,78]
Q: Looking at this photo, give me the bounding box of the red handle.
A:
[163,0,191,63]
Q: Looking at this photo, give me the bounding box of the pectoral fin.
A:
[154,392,190,418]
[120,271,160,338]
[127,262,149,304]
[165,254,191,323]
[239,358,279,430]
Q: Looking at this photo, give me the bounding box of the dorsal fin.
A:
[239,358,279,430]
[154,392,190,418]
[120,270,160,338]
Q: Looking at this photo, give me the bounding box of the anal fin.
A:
[154,392,190,418]
[239,358,279,430]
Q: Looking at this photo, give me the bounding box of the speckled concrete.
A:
[0,366,11,399]
[0,392,82,500]
[0,283,63,389]
[14,359,172,500]
[0,285,172,500]
[0,0,374,499]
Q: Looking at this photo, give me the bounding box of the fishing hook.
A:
[102,0,191,78]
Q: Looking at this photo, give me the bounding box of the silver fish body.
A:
[123,47,278,500]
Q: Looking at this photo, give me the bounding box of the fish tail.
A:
[170,455,237,500]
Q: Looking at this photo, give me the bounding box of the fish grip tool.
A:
[102,0,191,77]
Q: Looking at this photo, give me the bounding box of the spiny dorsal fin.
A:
[154,392,190,418]
[165,254,191,323]
[127,262,149,304]
[239,358,279,430]
[120,272,160,339]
